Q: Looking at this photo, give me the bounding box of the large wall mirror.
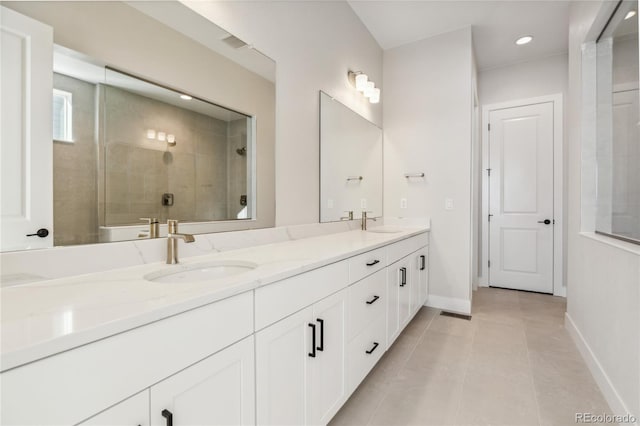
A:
[1,1,275,251]
[595,0,639,244]
[319,91,383,222]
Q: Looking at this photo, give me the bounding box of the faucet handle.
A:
[140,217,159,224]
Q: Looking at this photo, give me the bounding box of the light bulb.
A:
[157,131,166,142]
[625,10,636,20]
[364,82,375,98]
[369,88,380,104]
[515,36,533,45]
[355,74,368,92]
[146,129,156,139]
[180,94,192,100]
[167,134,176,144]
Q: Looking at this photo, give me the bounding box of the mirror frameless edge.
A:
[594,0,640,243]
[0,0,274,252]
[319,91,383,223]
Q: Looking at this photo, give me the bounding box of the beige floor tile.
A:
[525,326,582,360]
[428,314,477,338]
[369,376,464,426]
[330,374,388,426]
[455,369,540,426]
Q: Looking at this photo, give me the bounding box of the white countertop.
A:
[1,226,428,372]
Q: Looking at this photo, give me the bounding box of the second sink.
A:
[145,261,258,283]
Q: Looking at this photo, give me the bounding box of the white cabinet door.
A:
[387,257,412,345]
[79,391,149,426]
[307,289,347,425]
[256,306,313,426]
[150,336,255,426]
[416,248,428,307]
[0,6,53,251]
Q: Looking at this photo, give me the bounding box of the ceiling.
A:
[348,0,573,71]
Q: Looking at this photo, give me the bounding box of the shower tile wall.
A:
[102,85,234,226]
[52,73,99,246]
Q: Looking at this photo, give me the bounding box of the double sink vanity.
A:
[1,225,429,425]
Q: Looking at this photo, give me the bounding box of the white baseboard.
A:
[426,295,471,315]
[565,313,638,424]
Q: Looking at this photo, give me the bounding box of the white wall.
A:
[383,27,475,313]
[478,54,568,105]
[565,1,640,420]
[182,1,383,226]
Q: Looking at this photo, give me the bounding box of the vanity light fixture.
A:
[167,134,176,145]
[625,10,637,19]
[179,94,192,100]
[146,129,156,139]
[515,35,533,45]
[348,70,381,104]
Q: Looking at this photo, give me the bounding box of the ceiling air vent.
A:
[222,34,248,49]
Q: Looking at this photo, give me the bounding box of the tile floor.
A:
[329,287,613,426]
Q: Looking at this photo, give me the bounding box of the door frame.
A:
[479,94,564,296]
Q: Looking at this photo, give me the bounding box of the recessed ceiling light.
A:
[625,10,637,20]
[515,36,533,45]
[179,94,192,100]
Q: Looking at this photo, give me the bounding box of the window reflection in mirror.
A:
[595,0,639,244]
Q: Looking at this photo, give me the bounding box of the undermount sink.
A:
[366,227,403,234]
[145,261,258,283]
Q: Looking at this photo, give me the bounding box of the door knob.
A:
[537,219,552,225]
[26,228,49,238]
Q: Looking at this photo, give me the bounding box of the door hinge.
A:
[487,168,491,176]
[488,214,493,222]
[488,123,491,131]
[488,260,491,268]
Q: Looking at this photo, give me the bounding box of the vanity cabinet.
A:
[256,289,347,426]
[78,391,149,426]
[150,336,255,426]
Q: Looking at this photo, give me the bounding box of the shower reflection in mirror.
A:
[52,49,254,246]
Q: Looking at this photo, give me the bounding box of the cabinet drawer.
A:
[347,316,386,394]
[255,260,349,330]
[0,292,253,426]
[387,233,428,265]
[347,269,386,340]
[348,246,387,284]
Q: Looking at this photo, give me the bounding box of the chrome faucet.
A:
[166,219,195,264]
[361,211,377,230]
[340,211,354,221]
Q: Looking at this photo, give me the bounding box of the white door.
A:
[307,290,347,425]
[1,7,53,251]
[256,307,313,426]
[150,336,255,426]
[488,102,554,293]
